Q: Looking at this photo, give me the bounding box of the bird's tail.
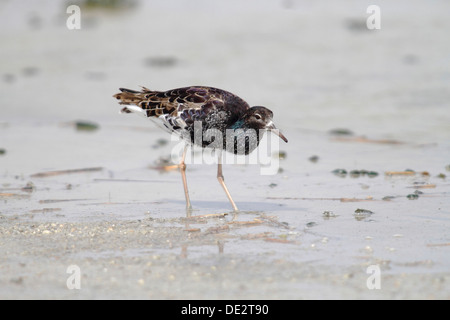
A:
[113,87,153,115]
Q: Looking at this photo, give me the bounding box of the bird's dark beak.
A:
[266,122,288,143]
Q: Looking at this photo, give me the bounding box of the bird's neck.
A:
[230,119,245,130]
[226,118,264,155]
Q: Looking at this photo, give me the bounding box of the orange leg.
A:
[179,145,192,214]
[216,151,239,212]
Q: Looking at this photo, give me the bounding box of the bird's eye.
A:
[254,114,262,120]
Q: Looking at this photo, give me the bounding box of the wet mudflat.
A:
[1,0,449,299]
[1,120,448,299]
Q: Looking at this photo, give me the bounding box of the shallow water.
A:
[0,0,449,299]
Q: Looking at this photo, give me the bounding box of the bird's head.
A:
[243,106,288,143]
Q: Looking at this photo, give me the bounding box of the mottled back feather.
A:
[113,86,249,122]
[114,86,251,146]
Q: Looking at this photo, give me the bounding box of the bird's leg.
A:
[216,151,239,212]
[180,144,192,214]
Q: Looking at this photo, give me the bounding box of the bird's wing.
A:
[114,86,250,137]
[114,86,229,119]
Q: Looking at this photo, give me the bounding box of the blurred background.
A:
[2,0,450,200]
[1,0,449,191]
[1,0,449,137]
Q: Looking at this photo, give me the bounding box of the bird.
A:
[113,86,288,212]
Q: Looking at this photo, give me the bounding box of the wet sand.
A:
[1,0,449,299]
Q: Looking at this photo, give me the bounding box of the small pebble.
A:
[21,182,35,192]
[152,138,169,149]
[308,155,319,163]
[350,170,361,178]
[367,171,379,178]
[322,211,336,218]
[354,208,374,215]
[332,169,347,177]
[277,151,287,160]
[22,67,39,77]
[144,56,178,68]
[3,74,15,83]
[75,120,99,132]
[353,208,374,221]
[329,128,354,136]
